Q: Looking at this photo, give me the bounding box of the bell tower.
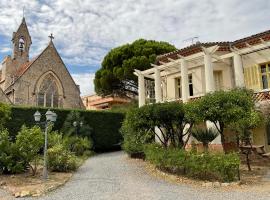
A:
[11,17,32,66]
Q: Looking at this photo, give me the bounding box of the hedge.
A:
[5,106,125,151]
[144,144,240,182]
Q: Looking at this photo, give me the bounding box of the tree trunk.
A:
[203,143,209,153]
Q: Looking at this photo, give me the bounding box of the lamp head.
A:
[34,111,41,122]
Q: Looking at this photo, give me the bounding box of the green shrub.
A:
[16,125,44,175]
[0,103,11,130]
[121,108,154,157]
[0,129,27,174]
[144,144,240,182]
[48,130,63,148]
[63,135,92,156]
[191,128,219,152]
[47,144,78,172]
[6,106,124,151]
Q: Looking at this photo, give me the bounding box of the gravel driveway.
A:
[17,151,270,200]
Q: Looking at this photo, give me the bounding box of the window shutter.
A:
[243,65,261,91]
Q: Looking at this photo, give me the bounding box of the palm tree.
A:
[191,128,219,152]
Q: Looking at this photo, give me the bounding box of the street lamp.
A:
[73,120,83,136]
[34,109,57,180]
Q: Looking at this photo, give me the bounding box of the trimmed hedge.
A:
[144,144,240,182]
[6,106,125,151]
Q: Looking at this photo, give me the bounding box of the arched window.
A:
[37,74,59,107]
[19,37,25,52]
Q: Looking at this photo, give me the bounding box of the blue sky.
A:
[0,0,270,95]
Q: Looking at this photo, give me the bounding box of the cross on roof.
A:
[49,33,54,41]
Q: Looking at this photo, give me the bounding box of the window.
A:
[266,123,270,145]
[145,79,155,103]
[214,71,223,91]
[19,37,25,52]
[37,74,59,107]
[261,64,268,89]
[188,74,193,96]
[175,78,181,98]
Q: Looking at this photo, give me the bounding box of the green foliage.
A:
[0,103,11,130]
[16,125,43,175]
[121,107,154,156]
[63,135,92,156]
[144,144,240,182]
[110,99,138,113]
[121,101,200,152]
[0,129,27,174]
[47,144,78,172]
[191,128,219,152]
[198,88,257,151]
[61,111,92,138]
[6,106,125,151]
[94,39,176,96]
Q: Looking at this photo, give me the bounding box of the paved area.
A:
[15,151,270,200]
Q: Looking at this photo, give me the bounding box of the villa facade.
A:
[135,30,270,152]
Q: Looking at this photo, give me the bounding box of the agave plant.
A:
[191,128,219,152]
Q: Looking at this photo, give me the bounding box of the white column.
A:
[138,73,145,107]
[204,53,215,93]
[233,53,245,87]
[154,68,162,103]
[180,59,189,103]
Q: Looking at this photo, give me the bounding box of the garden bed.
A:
[0,168,72,198]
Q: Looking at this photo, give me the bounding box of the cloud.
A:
[0,0,270,91]
[71,73,95,96]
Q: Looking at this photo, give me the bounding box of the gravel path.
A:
[17,151,270,200]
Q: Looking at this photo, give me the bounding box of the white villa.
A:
[135,30,270,152]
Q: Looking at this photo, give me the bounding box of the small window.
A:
[175,78,181,98]
[260,64,269,89]
[19,37,25,52]
[188,74,193,96]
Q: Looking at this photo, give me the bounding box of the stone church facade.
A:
[0,18,84,109]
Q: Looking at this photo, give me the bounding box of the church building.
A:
[0,18,84,109]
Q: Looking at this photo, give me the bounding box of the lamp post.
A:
[34,110,57,180]
[73,120,83,136]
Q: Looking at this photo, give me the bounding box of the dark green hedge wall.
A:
[6,106,125,151]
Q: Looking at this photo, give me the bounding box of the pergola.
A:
[134,37,270,107]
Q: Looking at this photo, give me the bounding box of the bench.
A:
[240,145,266,155]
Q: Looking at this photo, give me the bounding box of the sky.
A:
[0,0,270,96]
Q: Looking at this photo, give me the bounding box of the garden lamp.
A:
[45,110,54,122]
[34,111,41,122]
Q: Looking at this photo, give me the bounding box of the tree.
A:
[199,88,256,152]
[16,125,43,175]
[94,39,176,96]
[122,101,201,150]
[229,110,263,171]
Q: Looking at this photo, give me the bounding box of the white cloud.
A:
[0,47,11,53]
[71,73,95,96]
[0,0,270,80]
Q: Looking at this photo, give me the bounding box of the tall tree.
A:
[94,39,176,96]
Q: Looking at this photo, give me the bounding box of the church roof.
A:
[5,40,82,97]
[0,87,12,104]
[12,17,32,44]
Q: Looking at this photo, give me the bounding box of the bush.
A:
[191,128,219,152]
[5,106,125,151]
[47,144,78,172]
[16,125,44,175]
[0,129,27,174]
[121,108,154,157]
[0,103,11,130]
[63,135,92,156]
[144,144,240,182]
